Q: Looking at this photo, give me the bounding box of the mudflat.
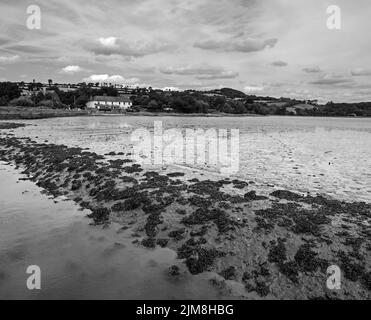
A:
[0,122,370,299]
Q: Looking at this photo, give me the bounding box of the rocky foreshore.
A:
[0,122,370,299]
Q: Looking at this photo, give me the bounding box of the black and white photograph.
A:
[0,0,370,305]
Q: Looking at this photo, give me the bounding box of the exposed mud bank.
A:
[0,122,370,299]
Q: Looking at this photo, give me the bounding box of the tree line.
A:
[1,82,370,116]
[0,82,119,109]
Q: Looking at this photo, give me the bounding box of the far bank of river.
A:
[2,106,370,120]
[0,106,87,120]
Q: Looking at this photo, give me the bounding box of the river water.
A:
[7,115,371,202]
[0,162,222,299]
[1,115,370,299]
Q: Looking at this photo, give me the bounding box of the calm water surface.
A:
[0,163,222,299]
[9,115,371,202]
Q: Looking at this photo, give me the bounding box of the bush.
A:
[37,100,54,108]
[0,96,9,106]
[0,82,21,102]
[9,97,35,107]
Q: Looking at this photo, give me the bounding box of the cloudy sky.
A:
[0,0,371,102]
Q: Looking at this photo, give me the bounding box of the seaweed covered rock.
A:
[185,248,223,275]
[268,239,287,264]
[182,208,234,233]
[244,191,267,201]
[156,238,169,248]
[142,237,156,248]
[177,240,224,275]
[270,190,304,201]
[168,228,186,241]
[145,212,162,237]
[294,244,327,273]
[255,281,270,297]
[219,266,237,280]
[168,265,180,276]
[87,207,110,225]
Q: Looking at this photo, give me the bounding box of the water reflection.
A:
[0,163,222,300]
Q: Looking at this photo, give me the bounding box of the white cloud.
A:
[98,37,118,47]
[162,86,181,91]
[61,65,83,74]
[0,55,20,64]
[243,86,264,93]
[86,38,175,58]
[83,74,140,84]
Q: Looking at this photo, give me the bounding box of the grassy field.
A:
[0,106,87,120]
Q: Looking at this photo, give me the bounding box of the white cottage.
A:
[86,95,132,110]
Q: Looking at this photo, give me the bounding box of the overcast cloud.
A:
[0,0,371,102]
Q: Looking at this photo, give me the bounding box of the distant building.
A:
[86,95,132,111]
[20,89,32,97]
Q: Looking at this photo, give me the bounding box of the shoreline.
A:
[0,122,370,299]
[0,106,88,120]
[2,106,370,120]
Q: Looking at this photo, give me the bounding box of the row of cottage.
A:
[86,95,133,111]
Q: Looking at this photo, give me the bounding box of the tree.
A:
[98,86,118,97]
[28,82,43,91]
[31,91,45,105]
[275,106,287,115]
[147,100,161,111]
[211,96,226,110]
[75,95,89,108]
[0,96,9,106]
[10,97,35,107]
[254,104,270,115]
[0,82,21,105]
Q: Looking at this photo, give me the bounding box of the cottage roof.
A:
[92,96,131,102]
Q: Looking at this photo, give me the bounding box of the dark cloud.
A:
[196,72,239,80]
[351,68,371,76]
[194,38,278,53]
[271,61,288,67]
[5,44,48,54]
[310,74,353,85]
[160,65,239,80]
[0,38,11,46]
[303,67,322,73]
